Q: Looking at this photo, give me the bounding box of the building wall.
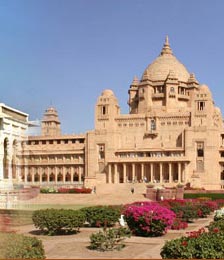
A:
[16,37,224,191]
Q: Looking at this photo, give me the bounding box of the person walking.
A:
[131,187,134,194]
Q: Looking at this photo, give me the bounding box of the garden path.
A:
[15,183,215,259]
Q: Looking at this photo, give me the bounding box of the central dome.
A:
[142,36,190,82]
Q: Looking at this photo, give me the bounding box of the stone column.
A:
[78,166,82,183]
[141,163,144,181]
[71,167,74,183]
[31,167,35,183]
[55,167,58,184]
[132,163,135,182]
[178,163,181,182]
[24,166,28,183]
[0,154,4,180]
[16,163,22,182]
[7,156,13,184]
[182,162,187,183]
[62,167,66,183]
[108,164,112,183]
[114,164,118,184]
[47,166,50,183]
[123,164,127,183]
[39,168,42,184]
[150,163,153,182]
[169,163,172,183]
[160,163,163,183]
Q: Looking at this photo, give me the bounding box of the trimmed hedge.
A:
[40,187,92,194]
[0,233,45,259]
[184,193,224,200]
[80,206,121,227]
[32,208,85,235]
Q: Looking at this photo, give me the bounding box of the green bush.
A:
[170,204,199,222]
[80,206,121,227]
[208,219,224,232]
[184,193,224,200]
[32,208,85,235]
[0,232,45,259]
[161,228,224,259]
[89,227,131,251]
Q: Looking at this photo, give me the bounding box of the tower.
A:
[41,107,61,136]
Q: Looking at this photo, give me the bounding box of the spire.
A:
[188,73,199,85]
[131,76,139,85]
[160,35,173,55]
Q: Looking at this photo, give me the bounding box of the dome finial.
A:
[165,35,169,45]
[160,35,173,55]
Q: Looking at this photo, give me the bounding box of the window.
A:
[198,101,205,111]
[102,106,106,115]
[151,119,156,131]
[197,142,204,157]
[170,87,175,93]
[98,144,105,159]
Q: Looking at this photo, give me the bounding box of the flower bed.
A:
[40,187,92,194]
[123,202,176,237]
[57,187,92,194]
[161,226,224,259]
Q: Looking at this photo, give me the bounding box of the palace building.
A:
[0,103,29,189]
[12,37,224,190]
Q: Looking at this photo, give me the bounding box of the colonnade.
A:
[0,138,20,182]
[107,162,187,184]
[22,165,84,185]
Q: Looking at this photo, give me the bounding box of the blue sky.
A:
[1,0,224,134]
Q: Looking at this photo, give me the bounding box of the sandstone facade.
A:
[13,37,224,190]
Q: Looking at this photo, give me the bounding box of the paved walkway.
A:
[16,214,214,259]
[15,185,215,258]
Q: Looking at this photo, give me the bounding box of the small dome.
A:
[46,107,57,113]
[215,107,221,114]
[101,89,114,97]
[199,84,210,92]
[141,36,190,82]
[199,84,210,93]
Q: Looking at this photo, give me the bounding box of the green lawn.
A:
[17,204,89,210]
[1,204,90,226]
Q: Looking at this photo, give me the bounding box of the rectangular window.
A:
[197,101,205,111]
[102,106,107,115]
[197,142,204,157]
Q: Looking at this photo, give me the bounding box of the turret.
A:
[41,107,61,136]
[95,89,120,130]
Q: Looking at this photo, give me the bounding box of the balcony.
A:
[144,130,158,138]
[152,93,164,99]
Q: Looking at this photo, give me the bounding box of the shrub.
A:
[40,187,92,194]
[214,207,224,221]
[184,193,224,200]
[123,202,176,237]
[89,227,131,251]
[159,199,217,222]
[0,232,45,259]
[32,208,85,235]
[161,228,224,259]
[208,219,224,232]
[171,218,188,230]
[80,206,121,227]
[40,187,57,193]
